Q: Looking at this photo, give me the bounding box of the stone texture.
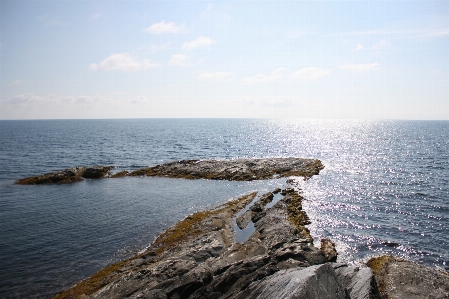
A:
[368,255,449,299]
[128,158,324,181]
[334,264,381,299]
[233,263,348,299]
[17,158,324,184]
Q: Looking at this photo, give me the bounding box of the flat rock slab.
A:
[129,158,324,181]
[16,158,323,185]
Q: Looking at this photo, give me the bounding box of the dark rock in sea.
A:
[15,167,87,185]
[15,166,112,185]
[367,255,449,299]
[82,166,113,179]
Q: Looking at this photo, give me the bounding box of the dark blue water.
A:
[0,119,448,298]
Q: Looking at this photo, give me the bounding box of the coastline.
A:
[15,158,449,298]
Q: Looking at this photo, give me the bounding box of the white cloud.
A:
[168,54,189,66]
[196,71,234,81]
[182,36,213,50]
[291,67,333,80]
[89,53,158,71]
[6,94,40,105]
[271,67,289,75]
[242,67,288,84]
[144,21,186,34]
[339,63,380,72]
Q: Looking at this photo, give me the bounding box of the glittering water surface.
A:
[0,119,448,298]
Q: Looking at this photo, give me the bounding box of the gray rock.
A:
[128,158,324,181]
[234,263,348,299]
[368,256,449,299]
[235,210,252,230]
[334,265,380,299]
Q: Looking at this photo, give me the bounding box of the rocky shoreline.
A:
[15,158,449,298]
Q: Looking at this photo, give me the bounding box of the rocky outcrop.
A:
[15,166,112,185]
[367,255,449,299]
[128,158,324,181]
[54,187,381,299]
[15,158,323,185]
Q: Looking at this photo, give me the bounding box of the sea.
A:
[0,119,447,298]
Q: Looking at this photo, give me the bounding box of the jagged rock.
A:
[334,264,381,299]
[321,238,338,262]
[235,210,252,230]
[233,263,348,299]
[367,255,449,299]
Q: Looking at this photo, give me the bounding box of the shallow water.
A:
[0,119,447,298]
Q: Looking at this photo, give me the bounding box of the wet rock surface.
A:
[54,187,381,299]
[367,255,449,299]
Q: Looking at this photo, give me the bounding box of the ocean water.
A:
[0,119,448,298]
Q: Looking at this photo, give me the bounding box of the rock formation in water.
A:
[54,188,381,299]
[15,166,112,185]
[15,158,324,184]
[128,158,324,181]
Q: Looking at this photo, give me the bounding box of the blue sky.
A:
[1,0,448,119]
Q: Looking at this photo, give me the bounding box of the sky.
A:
[0,0,448,120]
